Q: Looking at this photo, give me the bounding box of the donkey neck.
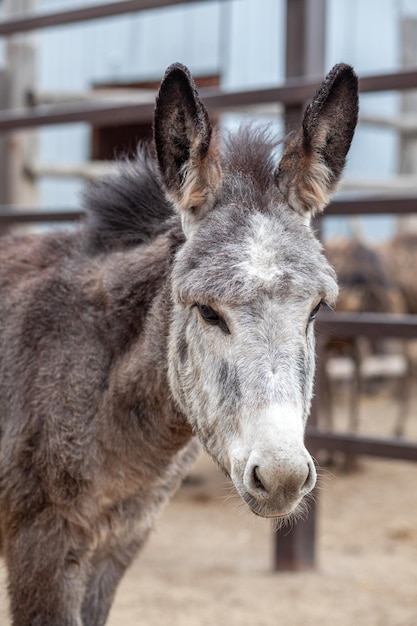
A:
[97,230,194,469]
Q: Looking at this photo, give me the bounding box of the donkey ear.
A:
[275,63,359,220]
[154,63,221,237]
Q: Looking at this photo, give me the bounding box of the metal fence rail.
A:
[1,68,417,131]
[308,312,417,461]
[316,311,417,339]
[2,196,417,226]
[0,0,207,36]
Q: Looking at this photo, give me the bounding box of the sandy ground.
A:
[0,385,416,626]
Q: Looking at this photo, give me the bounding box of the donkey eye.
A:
[308,301,323,322]
[198,304,219,323]
[196,304,230,334]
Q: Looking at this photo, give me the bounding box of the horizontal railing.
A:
[0,0,209,36]
[0,68,416,131]
[316,311,417,340]
[2,195,417,227]
[306,429,417,462]
[308,311,417,461]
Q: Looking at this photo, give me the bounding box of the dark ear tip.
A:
[162,62,192,84]
[305,62,359,127]
[330,62,357,76]
[327,63,359,91]
[157,63,197,105]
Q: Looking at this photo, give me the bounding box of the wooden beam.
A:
[306,430,417,462]
[360,112,417,133]
[341,175,417,192]
[359,67,417,93]
[328,195,417,215]
[27,160,120,181]
[0,0,213,36]
[0,208,83,224]
[28,88,156,106]
[0,68,416,133]
[316,311,417,340]
[0,78,323,132]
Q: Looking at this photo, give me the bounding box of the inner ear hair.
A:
[276,63,359,219]
[154,63,212,203]
[303,63,359,180]
[154,63,222,236]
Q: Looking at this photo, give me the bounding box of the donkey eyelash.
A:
[193,303,231,335]
[308,299,333,322]
[308,300,325,322]
[322,301,334,311]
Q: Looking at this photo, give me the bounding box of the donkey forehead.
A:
[174,206,338,305]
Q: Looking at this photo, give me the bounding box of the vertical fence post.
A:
[273,0,326,572]
[398,17,417,234]
[284,0,326,133]
[0,71,10,211]
[4,0,38,207]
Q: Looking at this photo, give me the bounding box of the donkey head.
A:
[155,63,358,519]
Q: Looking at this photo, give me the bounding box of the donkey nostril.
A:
[252,465,267,492]
[301,460,316,494]
[303,465,311,489]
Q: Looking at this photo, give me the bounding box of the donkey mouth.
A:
[240,491,301,520]
[250,508,291,520]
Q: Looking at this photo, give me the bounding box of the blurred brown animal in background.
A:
[322,238,411,437]
[381,232,417,314]
[326,239,406,315]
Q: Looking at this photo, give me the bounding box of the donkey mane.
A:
[222,125,282,182]
[83,126,283,255]
[217,125,283,211]
[83,143,174,254]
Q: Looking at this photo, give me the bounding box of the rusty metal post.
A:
[273,503,317,571]
[397,17,417,234]
[273,335,326,572]
[284,0,326,133]
[273,0,326,572]
[0,71,10,208]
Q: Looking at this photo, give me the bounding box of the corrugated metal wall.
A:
[35,0,286,208]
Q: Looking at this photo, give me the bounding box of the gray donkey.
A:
[0,62,358,625]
